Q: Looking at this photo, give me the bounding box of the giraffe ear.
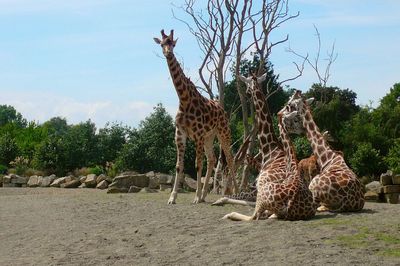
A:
[305,97,314,105]
[257,72,267,83]
[239,75,251,84]
[173,38,178,46]
[153,38,161,44]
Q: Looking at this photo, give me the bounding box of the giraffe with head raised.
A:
[154,29,238,204]
[221,72,316,221]
[282,90,365,212]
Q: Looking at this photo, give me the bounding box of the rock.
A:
[128,186,142,193]
[383,185,400,194]
[157,173,174,185]
[111,172,149,188]
[3,175,12,184]
[78,183,87,188]
[184,176,197,192]
[145,171,155,178]
[96,180,109,190]
[147,171,159,189]
[3,183,17,187]
[61,179,81,188]
[380,171,393,185]
[365,181,382,194]
[385,193,399,204]
[27,175,43,187]
[393,174,400,185]
[140,187,158,193]
[364,191,379,201]
[0,175,3,186]
[159,184,171,191]
[107,187,128,193]
[84,174,97,188]
[40,175,57,187]
[50,176,74,187]
[11,175,28,184]
[96,174,107,184]
[79,175,87,183]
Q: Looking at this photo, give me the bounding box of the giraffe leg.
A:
[168,127,187,205]
[217,132,238,195]
[193,139,205,204]
[212,197,256,207]
[201,135,216,201]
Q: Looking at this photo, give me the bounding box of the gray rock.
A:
[159,184,171,191]
[3,183,17,187]
[96,180,109,190]
[40,175,57,187]
[365,181,382,194]
[50,176,74,187]
[84,174,97,188]
[2,175,12,184]
[184,175,197,192]
[107,187,128,193]
[78,183,87,188]
[61,179,81,188]
[79,175,87,184]
[111,172,149,188]
[140,187,158,193]
[380,171,393,186]
[11,175,28,184]
[28,175,43,187]
[157,173,174,185]
[128,185,142,193]
[96,174,107,184]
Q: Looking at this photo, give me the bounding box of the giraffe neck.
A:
[166,53,200,108]
[302,107,334,170]
[250,85,282,163]
[278,116,298,175]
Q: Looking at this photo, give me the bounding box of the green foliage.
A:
[0,164,7,174]
[116,104,177,174]
[33,135,67,176]
[88,165,104,176]
[97,123,129,166]
[10,156,29,176]
[293,136,312,160]
[385,138,400,174]
[0,105,27,128]
[0,133,19,166]
[349,143,386,178]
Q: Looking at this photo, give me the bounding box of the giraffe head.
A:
[280,90,314,134]
[153,29,178,57]
[238,72,267,95]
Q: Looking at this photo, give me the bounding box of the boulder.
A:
[3,183,17,187]
[380,171,393,185]
[365,181,382,194]
[50,176,74,187]
[79,175,87,184]
[157,173,174,185]
[128,185,142,193]
[11,175,28,185]
[364,191,379,201]
[147,171,159,189]
[107,187,128,193]
[96,174,107,184]
[40,175,57,187]
[2,175,11,184]
[96,180,109,190]
[61,179,81,188]
[84,174,97,188]
[78,183,87,188]
[383,185,400,194]
[110,172,149,188]
[393,174,400,185]
[27,175,43,187]
[385,193,399,204]
[184,176,197,192]
[159,184,171,191]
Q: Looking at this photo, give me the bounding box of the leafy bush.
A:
[0,164,7,174]
[349,143,386,178]
[385,139,400,174]
[293,136,312,160]
[0,133,19,166]
[88,165,103,176]
[10,156,29,176]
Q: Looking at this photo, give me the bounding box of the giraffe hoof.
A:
[192,197,204,204]
[167,198,176,205]
[222,213,231,220]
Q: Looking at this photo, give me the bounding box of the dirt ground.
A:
[0,188,399,266]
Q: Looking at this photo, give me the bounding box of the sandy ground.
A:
[0,188,399,266]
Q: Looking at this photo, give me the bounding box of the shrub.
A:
[88,165,103,176]
[9,156,29,176]
[0,164,7,174]
[349,143,386,178]
[385,139,400,174]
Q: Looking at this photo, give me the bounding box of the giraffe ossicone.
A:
[154,29,238,204]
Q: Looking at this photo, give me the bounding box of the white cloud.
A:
[0,90,177,128]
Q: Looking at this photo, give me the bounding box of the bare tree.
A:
[173,0,305,191]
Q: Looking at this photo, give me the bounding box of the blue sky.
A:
[0,0,399,128]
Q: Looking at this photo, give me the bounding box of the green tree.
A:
[385,138,400,174]
[349,142,386,178]
[97,122,129,166]
[0,133,19,166]
[0,105,27,128]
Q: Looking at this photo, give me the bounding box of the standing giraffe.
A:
[282,90,365,212]
[222,73,316,221]
[153,30,238,204]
